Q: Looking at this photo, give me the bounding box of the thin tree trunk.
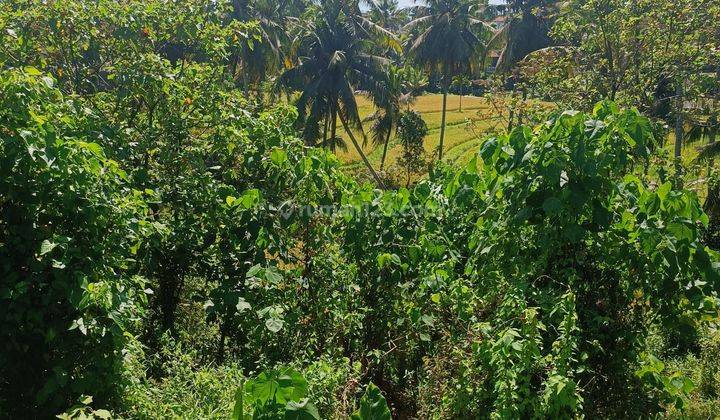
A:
[322,113,329,149]
[339,115,384,188]
[439,87,448,161]
[380,127,391,171]
[330,105,338,150]
[459,87,463,113]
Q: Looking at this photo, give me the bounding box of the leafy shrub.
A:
[302,357,362,418]
[0,69,149,416]
[56,396,113,420]
[121,333,243,418]
[339,101,718,417]
[1,0,718,416]
[351,383,391,420]
[232,367,319,420]
[396,110,429,186]
[662,328,720,418]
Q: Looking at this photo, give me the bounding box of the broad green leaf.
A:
[93,409,111,419]
[480,137,498,164]
[542,197,563,216]
[657,182,672,202]
[264,267,283,284]
[244,368,307,407]
[265,317,283,333]
[276,368,308,403]
[240,189,261,209]
[270,148,288,165]
[245,372,279,405]
[350,383,391,420]
[24,66,42,76]
[231,383,245,420]
[79,141,104,157]
[284,399,320,420]
[236,297,252,313]
[40,240,57,256]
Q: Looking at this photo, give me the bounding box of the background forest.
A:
[1,0,720,418]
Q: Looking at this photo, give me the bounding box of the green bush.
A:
[0,0,718,417]
[303,357,362,418]
[121,335,244,419]
[0,69,149,415]
[663,329,720,418]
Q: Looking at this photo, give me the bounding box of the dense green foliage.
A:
[1,0,719,418]
[0,68,150,413]
[395,110,429,186]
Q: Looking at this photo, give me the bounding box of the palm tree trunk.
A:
[339,115,384,188]
[439,87,448,161]
[330,105,338,149]
[380,127,391,171]
[459,86,463,113]
[322,114,329,149]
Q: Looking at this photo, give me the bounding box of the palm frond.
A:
[327,135,348,152]
[695,141,720,163]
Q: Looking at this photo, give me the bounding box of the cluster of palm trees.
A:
[233,0,548,183]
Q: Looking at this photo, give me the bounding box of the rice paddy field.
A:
[336,94,710,193]
[335,94,509,178]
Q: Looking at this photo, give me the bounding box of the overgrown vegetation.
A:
[1,0,718,418]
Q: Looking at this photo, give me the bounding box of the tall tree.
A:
[530,0,718,117]
[367,65,424,170]
[406,0,492,160]
[364,0,408,32]
[451,74,471,112]
[231,0,308,94]
[488,0,555,73]
[279,0,392,186]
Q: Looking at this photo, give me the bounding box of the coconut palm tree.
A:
[366,65,424,170]
[231,0,307,94]
[364,0,408,32]
[363,0,407,60]
[406,0,492,160]
[488,0,556,73]
[452,74,472,112]
[279,0,392,186]
[401,66,429,109]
